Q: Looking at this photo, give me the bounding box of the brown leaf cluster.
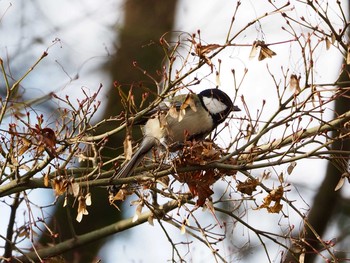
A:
[17,125,57,158]
[109,187,134,203]
[249,40,277,61]
[76,193,92,222]
[189,32,222,68]
[258,186,284,213]
[51,176,80,198]
[175,141,237,206]
[236,177,259,195]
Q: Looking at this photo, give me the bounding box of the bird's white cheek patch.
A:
[202,97,227,114]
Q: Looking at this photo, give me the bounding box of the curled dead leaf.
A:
[76,193,92,222]
[290,74,301,94]
[51,176,68,196]
[325,37,331,50]
[174,140,238,205]
[258,43,277,61]
[109,187,133,203]
[177,170,216,206]
[249,41,259,60]
[18,138,32,155]
[249,40,276,61]
[123,135,133,161]
[287,161,297,175]
[148,214,154,226]
[236,178,259,195]
[259,186,284,213]
[132,202,143,222]
[335,172,350,191]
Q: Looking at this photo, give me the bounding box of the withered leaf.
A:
[258,44,277,61]
[335,172,349,191]
[51,176,68,196]
[123,135,133,161]
[249,41,276,61]
[334,177,345,191]
[196,43,221,57]
[132,202,143,223]
[148,214,154,226]
[76,194,91,222]
[259,186,284,213]
[109,188,133,202]
[249,41,259,60]
[236,178,259,195]
[179,170,216,206]
[41,128,56,148]
[174,141,237,205]
[18,138,32,155]
[180,222,186,235]
[331,33,336,44]
[289,74,301,94]
[287,161,297,175]
[44,173,50,187]
[325,37,331,50]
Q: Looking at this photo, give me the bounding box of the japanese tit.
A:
[116,88,240,180]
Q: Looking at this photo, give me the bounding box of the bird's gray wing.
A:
[115,136,158,179]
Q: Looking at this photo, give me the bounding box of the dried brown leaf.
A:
[132,203,143,222]
[41,128,56,148]
[51,177,67,196]
[259,186,284,213]
[331,33,336,44]
[148,214,154,226]
[196,43,221,56]
[287,161,297,175]
[44,173,49,187]
[76,196,89,222]
[180,223,186,235]
[325,37,331,50]
[249,41,259,60]
[110,188,133,202]
[258,44,276,61]
[334,177,345,191]
[18,138,31,155]
[123,135,133,161]
[290,74,301,94]
[335,172,349,191]
[236,178,259,195]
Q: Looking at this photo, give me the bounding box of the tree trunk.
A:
[284,39,350,263]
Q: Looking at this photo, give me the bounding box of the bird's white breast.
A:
[143,117,167,140]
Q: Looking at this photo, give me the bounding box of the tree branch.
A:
[16,198,183,262]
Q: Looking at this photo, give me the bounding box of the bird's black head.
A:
[198,89,240,125]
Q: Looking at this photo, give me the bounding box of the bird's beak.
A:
[232,105,241,112]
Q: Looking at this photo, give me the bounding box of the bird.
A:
[115,88,240,181]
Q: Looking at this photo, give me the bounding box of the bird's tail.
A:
[115,136,157,179]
